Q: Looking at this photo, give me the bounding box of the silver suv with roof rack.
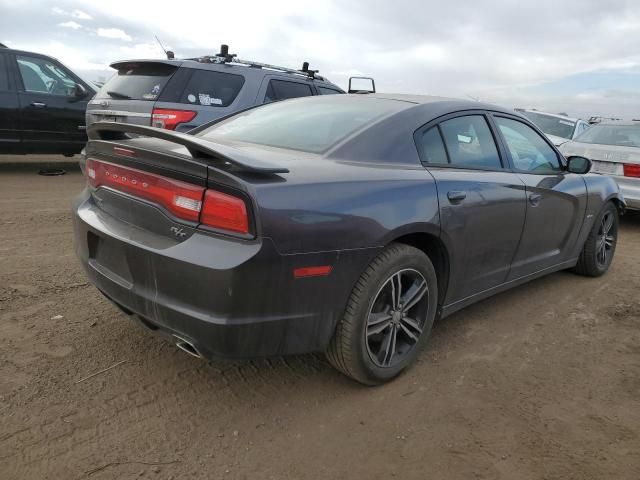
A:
[86,45,371,133]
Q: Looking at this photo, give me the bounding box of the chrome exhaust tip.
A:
[173,334,202,359]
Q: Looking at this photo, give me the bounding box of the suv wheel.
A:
[326,243,438,385]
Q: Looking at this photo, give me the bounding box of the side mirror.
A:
[348,77,376,94]
[74,83,88,98]
[566,156,592,174]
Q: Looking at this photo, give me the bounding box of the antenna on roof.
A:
[155,35,174,60]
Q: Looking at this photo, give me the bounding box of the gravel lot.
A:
[1,170,639,480]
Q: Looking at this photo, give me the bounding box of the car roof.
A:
[366,93,517,114]
[109,57,342,88]
[520,109,581,123]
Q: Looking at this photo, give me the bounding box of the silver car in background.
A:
[518,109,590,146]
[560,122,640,210]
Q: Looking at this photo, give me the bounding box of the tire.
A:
[326,243,438,385]
[573,202,619,277]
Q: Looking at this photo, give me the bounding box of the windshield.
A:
[96,62,177,101]
[197,96,407,153]
[521,111,576,139]
[574,124,640,148]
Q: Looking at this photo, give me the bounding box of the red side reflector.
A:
[86,159,204,222]
[623,163,640,178]
[151,108,197,130]
[293,266,333,278]
[200,190,249,234]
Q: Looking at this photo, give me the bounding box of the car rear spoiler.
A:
[87,122,290,174]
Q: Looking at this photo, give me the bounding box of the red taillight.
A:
[623,163,640,178]
[151,108,197,130]
[86,159,251,235]
[86,159,204,222]
[200,190,249,234]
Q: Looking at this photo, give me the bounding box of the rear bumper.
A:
[73,190,377,359]
[615,176,640,210]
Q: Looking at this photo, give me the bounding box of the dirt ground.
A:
[1,170,639,480]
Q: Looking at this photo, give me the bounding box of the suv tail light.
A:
[151,108,197,130]
[86,159,250,235]
[623,163,640,178]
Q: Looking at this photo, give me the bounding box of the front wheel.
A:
[326,243,438,385]
[573,202,619,277]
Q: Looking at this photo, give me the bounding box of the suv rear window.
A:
[96,62,177,101]
[171,69,244,107]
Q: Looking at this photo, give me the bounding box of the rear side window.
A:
[317,86,341,95]
[419,127,448,164]
[96,63,176,101]
[495,117,561,173]
[438,115,502,169]
[172,69,244,107]
[264,79,313,103]
[0,54,8,91]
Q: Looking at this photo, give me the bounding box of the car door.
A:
[13,53,90,153]
[258,76,315,104]
[415,112,527,303]
[491,114,587,279]
[0,51,21,151]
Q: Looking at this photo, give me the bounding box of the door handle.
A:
[30,102,47,108]
[447,191,467,203]
[528,193,542,206]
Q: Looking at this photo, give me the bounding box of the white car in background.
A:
[517,109,591,146]
[560,122,640,210]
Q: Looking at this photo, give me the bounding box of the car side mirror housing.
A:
[74,83,88,98]
[566,156,591,174]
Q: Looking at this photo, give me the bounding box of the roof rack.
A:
[190,44,325,81]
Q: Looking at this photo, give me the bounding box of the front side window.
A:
[438,115,502,169]
[317,86,341,95]
[495,117,562,173]
[264,79,313,103]
[16,55,76,95]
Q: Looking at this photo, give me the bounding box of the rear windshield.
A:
[520,111,576,139]
[96,62,177,101]
[574,124,640,148]
[197,96,406,153]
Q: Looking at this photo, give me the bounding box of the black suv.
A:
[0,44,97,155]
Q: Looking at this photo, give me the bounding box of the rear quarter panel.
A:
[252,161,440,254]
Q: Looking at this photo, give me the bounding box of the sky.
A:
[1,0,640,119]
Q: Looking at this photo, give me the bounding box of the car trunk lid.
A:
[84,122,289,242]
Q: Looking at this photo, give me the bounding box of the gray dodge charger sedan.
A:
[73,94,625,384]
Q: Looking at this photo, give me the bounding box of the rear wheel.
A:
[326,243,438,385]
[573,202,619,277]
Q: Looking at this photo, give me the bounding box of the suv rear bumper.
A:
[73,190,376,359]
